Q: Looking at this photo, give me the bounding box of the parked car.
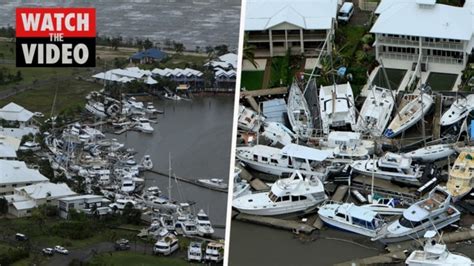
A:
[42,248,54,256]
[15,233,28,241]
[338,2,354,22]
[114,239,131,251]
[54,246,69,255]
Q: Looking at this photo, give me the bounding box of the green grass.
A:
[241,70,264,90]
[0,40,15,60]
[338,25,366,60]
[89,251,191,266]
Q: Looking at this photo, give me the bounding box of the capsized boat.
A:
[403,144,455,162]
[232,171,327,216]
[384,93,433,138]
[287,81,313,140]
[238,105,264,132]
[355,86,395,137]
[319,82,357,134]
[447,151,474,201]
[372,186,461,243]
[441,94,474,126]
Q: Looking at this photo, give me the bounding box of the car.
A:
[337,2,354,23]
[115,239,131,251]
[15,233,28,241]
[33,112,45,118]
[54,246,69,255]
[42,248,54,256]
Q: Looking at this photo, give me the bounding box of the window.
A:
[12,184,17,187]
[300,195,307,200]
[291,195,299,202]
[336,213,346,219]
[282,196,290,201]
[271,159,278,164]
[253,155,258,161]
[261,157,268,162]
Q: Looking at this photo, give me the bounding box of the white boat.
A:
[19,141,41,151]
[233,171,327,216]
[195,209,214,236]
[262,121,296,146]
[153,235,179,256]
[135,122,154,133]
[197,178,228,190]
[85,101,107,118]
[187,242,203,262]
[319,82,357,134]
[405,230,473,266]
[403,144,455,162]
[236,144,333,180]
[355,86,395,137]
[287,81,313,140]
[121,178,136,193]
[238,105,264,132]
[140,155,153,170]
[440,94,474,126]
[351,152,422,183]
[361,198,406,216]
[204,241,224,263]
[318,131,375,155]
[233,167,251,199]
[372,186,461,243]
[384,93,433,138]
[164,92,182,101]
[447,151,474,201]
[318,202,385,237]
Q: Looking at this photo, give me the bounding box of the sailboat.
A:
[287,81,313,140]
[355,86,395,137]
[319,82,357,134]
[447,151,474,201]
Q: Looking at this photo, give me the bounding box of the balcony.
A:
[422,41,464,51]
[247,35,270,42]
[378,37,464,51]
[378,37,419,47]
[303,33,327,41]
[380,52,463,65]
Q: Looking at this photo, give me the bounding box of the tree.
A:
[173,42,185,54]
[111,36,122,50]
[243,33,258,68]
[214,44,228,56]
[143,39,153,50]
[0,198,8,214]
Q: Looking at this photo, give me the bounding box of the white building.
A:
[92,67,157,85]
[369,0,474,91]
[0,134,19,160]
[0,103,38,139]
[0,160,49,196]
[3,182,76,217]
[245,0,338,57]
[58,195,111,219]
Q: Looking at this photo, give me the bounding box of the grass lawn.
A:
[89,251,191,266]
[0,40,15,60]
[338,25,366,60]
[241,70,264,90]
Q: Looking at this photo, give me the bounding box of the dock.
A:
[331,185,349,202]
[234,213,315,234]
[240,87,288,98]
[237,166,270,191]
[146,169,228,193]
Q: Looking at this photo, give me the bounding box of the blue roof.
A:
[130,48,167,60]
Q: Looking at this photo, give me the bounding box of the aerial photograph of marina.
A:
[230,0,474,265]
[0,0,240,265]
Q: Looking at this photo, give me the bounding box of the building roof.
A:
[0,103,34,122]
[16,182,76,200]
[0,135,21,150]
[130,48,167,60]
[280,144,332,161]
[0,143,17,158]
[371,1,473,40]
[215,69,236,78]
[60,194,107,202]
[0,160,49,185]
[245,0,338,31]
[151,68,203,78]
[12,200,36,210]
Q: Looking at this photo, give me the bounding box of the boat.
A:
[195,209,214,236]
[197,178,228,190]
[238,105,264,132]
[236,144,333,180]
[135,122,154,133]
[319,82,357,134]
[153,235,179,256]
[440,94,474,126]
[204,241,224,263]
[164,92,182,101]
[318,131,374,155]
[351,152,423,183]
[403,144,455,162]
[384,93,434,138]
[318,202,385,237]
[232,171,327,216]
[405,230,473,266]
[85,101,107,118]
[140,155,153,170]
[355,86,395,137]
[447,151,474,201]
[19,141,41,151]
[121,178,136,193]
[187,242,203,262]
[372,186,461,243]
[261,121,296,146]
[233,167,251,199]
[361,198,406,216]
[287,81,313,140]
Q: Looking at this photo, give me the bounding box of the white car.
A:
[33,112,45,118]
[54,246,69,255]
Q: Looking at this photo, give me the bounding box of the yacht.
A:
[232,171,327,216]
[187,242,203,262]
[319,82,357,134]
[384,93,433,138]
[351,152,423,183]
[85,101,107,118]
[197,178,228,190]
[236,144,333,180]
[287,81,313,140]
[405,230,473,266]
[318,131,375,155]
[403,144,455,162]
[447,151,474,201]
[195,209,214,236]
[153,235,179,256]
[140,155,154,170]
[121,178,136,193]
[440,94,474,126]
[318,202,385,237]
[262,121,296,146]
[135,122,154,133]
[372,186,461,243]
[164,92,182,101]
[361,198,406,216]
[233,167,251,199]
[204,241,224,263]
[355,86,395,137]
[238,105,264,132]
[19,141,41,151]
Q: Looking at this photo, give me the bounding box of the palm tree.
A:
[243,33,258,68]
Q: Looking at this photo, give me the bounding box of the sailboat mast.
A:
[168,153,172,200]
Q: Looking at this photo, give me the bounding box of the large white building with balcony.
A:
[369,0,474,91]
[245,0,338,57]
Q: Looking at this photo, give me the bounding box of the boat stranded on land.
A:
[195,209,215,236]
[372,186,461,243]
[403,144,455,162]
[187,242,203,262]
[238,105,264,132]
[233,167,251,199]
[441,94,474,126]
[153,235,179,256]
[204,241,224,263]
[319,82,357,134]
[232,171,327,216]
[355,86,395,137]
[262,121,296,146]
[287,81,313,140]
[447,151,474,201]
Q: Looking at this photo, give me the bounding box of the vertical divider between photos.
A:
[223,0,248,264]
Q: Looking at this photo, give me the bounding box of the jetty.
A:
[146,169,228,193]
[234,213,315,234]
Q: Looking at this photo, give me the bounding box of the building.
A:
[0,160,49,196]
[0,135,20,160]
[3,182,76,217]
[92,67,158,85]
[129,48,167,64]
[58,195,111,219]
[0,103,38,139]
[369,0,474,91]
[152,68,204,88]
[245,0,338,57]
[205,53,238,89]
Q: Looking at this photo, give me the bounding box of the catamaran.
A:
[319,82,357,134]
[287,81,313,140]
[447,151,474,201]
[355,86,395,137]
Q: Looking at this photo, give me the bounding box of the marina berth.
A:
[355,86,395,137]
[287,81,313,140]
[403,143,455,162]
[319,82,357,134]
[447,151,474,201]
[232,171,327,216]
